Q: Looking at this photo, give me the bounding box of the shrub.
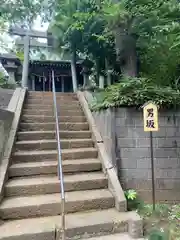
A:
[91,76,180,111]
[124,189,144,211]
[148,229,170,240]
[0,75,17,89]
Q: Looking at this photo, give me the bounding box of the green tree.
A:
[124,0,180,86]
[0,0,46,26]
[50,0,117,87]
[71,1,116,82]
[50,0,84,91]
[2,0,180,89]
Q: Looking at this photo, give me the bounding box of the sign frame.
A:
[142,101,159,211]
[143,101,159,132]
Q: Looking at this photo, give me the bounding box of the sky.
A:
[0,18,50,75]
[0,17,49,53]
[33,16,49,32]
[33,17,49,43]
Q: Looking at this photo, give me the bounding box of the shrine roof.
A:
[0,53,17,60]
[0,53,21,65]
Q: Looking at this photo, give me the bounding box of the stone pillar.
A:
[3,61,17,84]
[32,76,35,91]
[43,77,45,92]
[61,76,65,92]
[81,59,92,88]
[83,73,89,88]
[7,71,16,84]
[71,65,78,92]
[71,52,78,92]
[99,75,105,89]
[22,35,30,88]
[105,59,112,86]
[107,70,112,86]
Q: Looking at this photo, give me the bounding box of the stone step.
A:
[9,159,102,177]
[26,97,79,102]
[23,109,84,116]
[26,99,79,105]
[25,98,80,104]
[17,130,92,141]
[81,234,144,240]
[6,172,107,197]
[13,148,98,163]
[21,115,86,123]
[28,92,77,98]
[27,95,78,101]
[19,122,89,131]
[23,104,81,111]
[0,209,142,240]
[0,189,114,219]
[27,91,77,98]
[15,139,94,151]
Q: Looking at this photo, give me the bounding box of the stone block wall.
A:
[116,108,180,203]
[84,91,180,203]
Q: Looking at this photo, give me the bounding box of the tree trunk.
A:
[114,27,138,77]
[121,49,137,77]
[71,50,78,92]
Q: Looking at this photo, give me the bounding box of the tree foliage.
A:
[0,0,50,54]
[49,0,180,84]
[0,0,47,26]
[2,0,180,107]
[91,76,180,111]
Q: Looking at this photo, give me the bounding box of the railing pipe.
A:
[52,70,65,240]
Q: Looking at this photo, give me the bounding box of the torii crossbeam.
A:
[9,26,54,88]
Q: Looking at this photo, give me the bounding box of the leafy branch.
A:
[91,76,180,111]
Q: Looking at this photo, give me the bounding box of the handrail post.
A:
[52,70,66,240]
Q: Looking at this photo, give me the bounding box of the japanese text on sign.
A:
[143,102,158,132]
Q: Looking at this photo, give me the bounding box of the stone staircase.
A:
[0,91,143,240]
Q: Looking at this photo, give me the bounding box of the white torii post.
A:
[21,34,30,88]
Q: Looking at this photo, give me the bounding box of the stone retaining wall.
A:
[116,108,180,203]
[0,88,14,109]
[0,88,14,164]
[0,109,14,163]
[83,91,116,171]
[84,91,180,203]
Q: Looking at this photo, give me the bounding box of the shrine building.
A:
[0,54,84,92]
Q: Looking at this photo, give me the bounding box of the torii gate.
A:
[9,27,53,88]
[9,27,78,91]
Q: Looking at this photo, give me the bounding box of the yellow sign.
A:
[143,102,158,132]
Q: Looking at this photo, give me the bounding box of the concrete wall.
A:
[84,91,180,203]
[84,91,117,170]
[0,89,14,109]
[0,89,14,163]
[0,109,14,163]
[0,88,26,202]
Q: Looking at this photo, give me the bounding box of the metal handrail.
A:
[52,70,66,240]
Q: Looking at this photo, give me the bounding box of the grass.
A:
[138,203,180,239]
